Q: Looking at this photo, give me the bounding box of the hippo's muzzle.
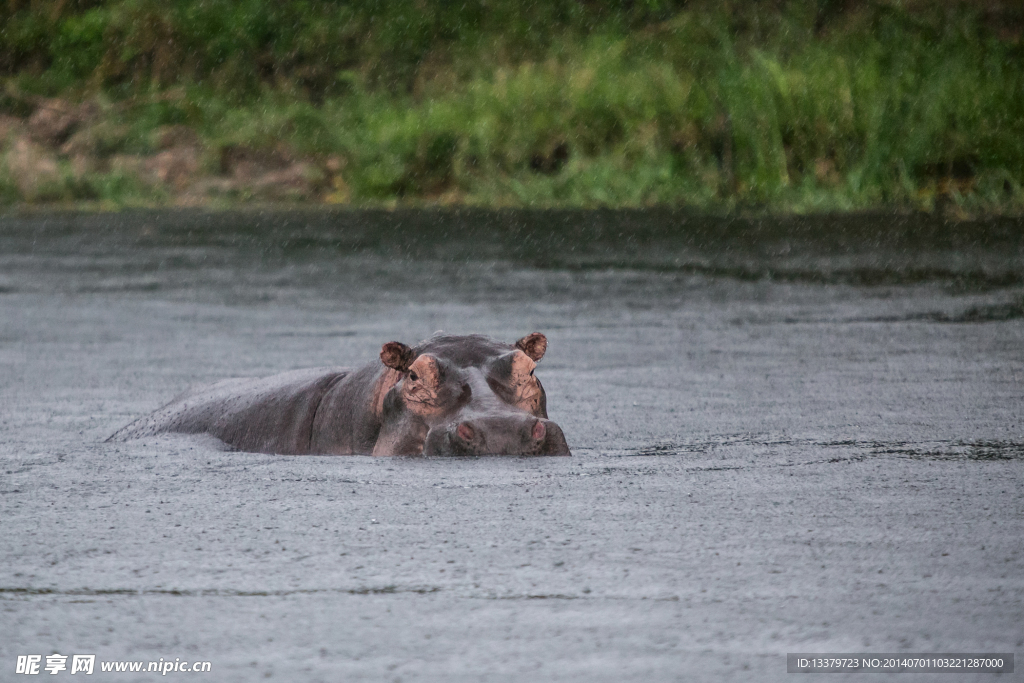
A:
[423,414,571,456]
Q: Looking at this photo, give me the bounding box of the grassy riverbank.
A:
[1,1,1022,213]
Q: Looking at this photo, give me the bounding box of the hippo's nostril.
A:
[456,421,475,442]
[531,420,546,442]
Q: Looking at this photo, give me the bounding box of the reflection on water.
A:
[624,436,1024,461]
[1,208,1022,295]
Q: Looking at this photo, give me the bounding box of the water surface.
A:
[1,209,1022,681]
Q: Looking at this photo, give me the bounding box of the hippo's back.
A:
[109,367,349,454]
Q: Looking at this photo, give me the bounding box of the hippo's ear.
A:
[515,332,548,362]
[380,341,416,372]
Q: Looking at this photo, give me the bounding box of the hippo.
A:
[109,332,571,456]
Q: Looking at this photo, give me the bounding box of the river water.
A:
[1,209,1022,681]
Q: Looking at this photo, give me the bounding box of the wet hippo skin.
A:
[109,333,571,456]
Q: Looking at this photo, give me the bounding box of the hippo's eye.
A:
[409,371,419,382]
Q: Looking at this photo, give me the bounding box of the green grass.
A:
[1,1,1022,212]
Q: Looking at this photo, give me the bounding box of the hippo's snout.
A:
[424,415,570,456]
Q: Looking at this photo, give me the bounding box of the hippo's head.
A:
[372,333,570,456]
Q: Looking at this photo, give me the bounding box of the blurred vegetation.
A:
[0,0,1022,212]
